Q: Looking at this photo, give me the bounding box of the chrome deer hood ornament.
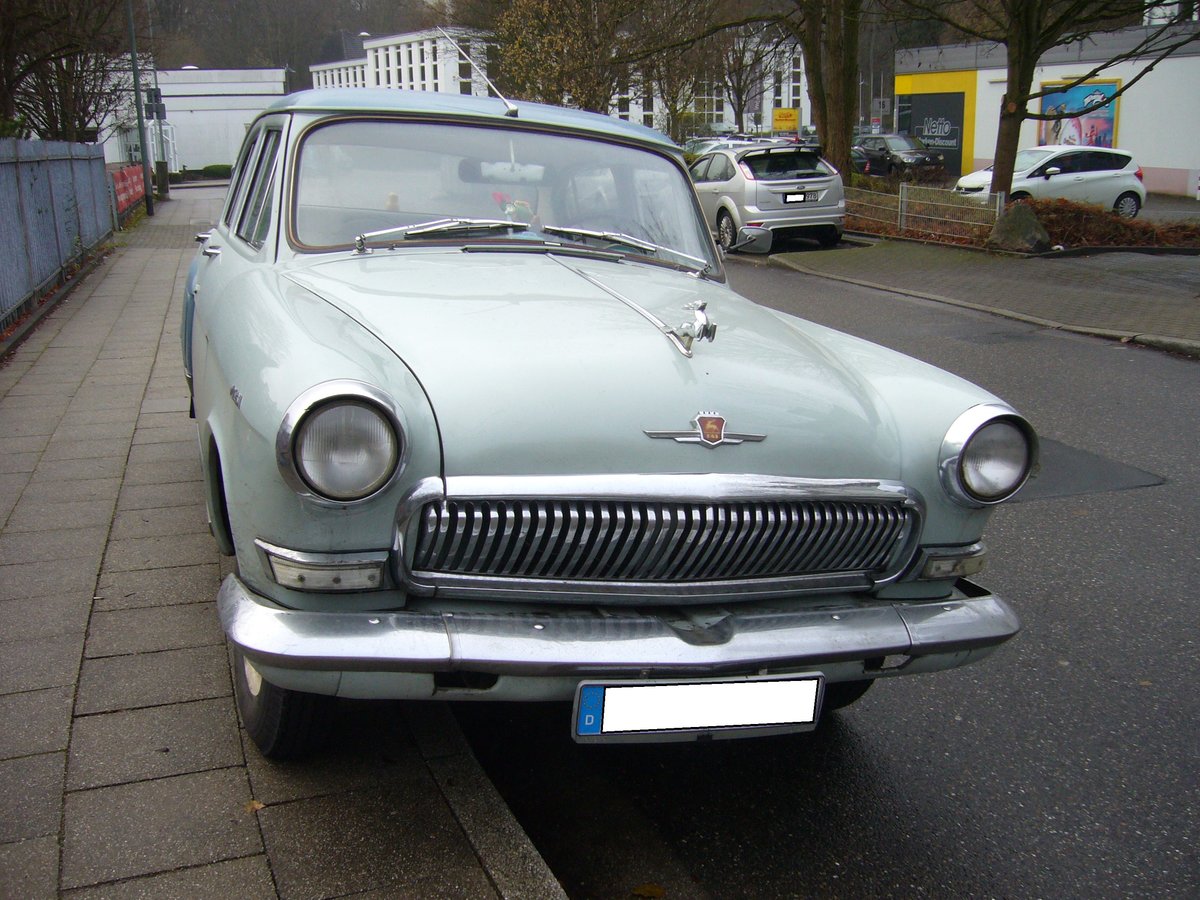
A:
[672,300,717,352]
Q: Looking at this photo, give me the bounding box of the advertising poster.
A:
[1038,80,1120,147]
[908,92,965,175]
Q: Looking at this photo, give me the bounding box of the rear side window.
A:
[709,156,736,181]
[1081,151,1129,172]
[236,130,282,248]
[741,150,832,179]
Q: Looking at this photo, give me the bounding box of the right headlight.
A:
[939,404,1037,507]
[277,381,406,504]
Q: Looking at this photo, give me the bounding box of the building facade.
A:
[894,23,1200,195]
[310,28,810,140]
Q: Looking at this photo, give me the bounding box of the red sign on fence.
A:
[111,166,146,214]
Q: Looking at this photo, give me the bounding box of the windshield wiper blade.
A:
[355,218,528,252]
[541,225,712,276]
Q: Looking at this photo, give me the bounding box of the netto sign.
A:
[908,93,965,175]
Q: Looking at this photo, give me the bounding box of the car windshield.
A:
[1013,148,1055,172]
[884,135,927,151]
[293,119,715,271]
[740,148,832,179]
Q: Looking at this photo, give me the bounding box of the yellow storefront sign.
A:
[772,107,799,133]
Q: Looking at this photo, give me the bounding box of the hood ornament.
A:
[671,301,717,352]
[645,412,766,448]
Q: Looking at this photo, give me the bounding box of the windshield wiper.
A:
[354,218,528,252]
[541,225,712,276]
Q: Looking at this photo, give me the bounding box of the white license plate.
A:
[572,675,823,743]
[785,192,817,203]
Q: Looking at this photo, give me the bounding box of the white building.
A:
[895,23,1200,194]
[310,28,810,139]
[104,67,288,171]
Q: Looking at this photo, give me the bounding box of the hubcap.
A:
[1117,196,1137,218]
[719,216,734,248]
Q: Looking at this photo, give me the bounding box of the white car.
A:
[956,145,1146,217]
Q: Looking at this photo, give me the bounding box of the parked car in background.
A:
[955,145,1146,217]
[690,143,846,249]
[184,88,1034,757]
[856,134,945,177]
[685,137,770,157]
[850,146,870,175]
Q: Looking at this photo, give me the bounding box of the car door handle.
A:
[202,245,222,258]
[194,231,212,243]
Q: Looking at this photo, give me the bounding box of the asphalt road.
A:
[457,253,1200,898]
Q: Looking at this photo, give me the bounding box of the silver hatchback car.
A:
[690,144,845,250]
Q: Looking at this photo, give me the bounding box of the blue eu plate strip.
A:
[576,685,605,735]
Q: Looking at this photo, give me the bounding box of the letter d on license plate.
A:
[572,675,823,743]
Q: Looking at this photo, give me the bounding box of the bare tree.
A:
[884,1,1200,196]
[713,23,792,133]
[3,0,139,141]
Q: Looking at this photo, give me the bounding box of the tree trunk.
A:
[988,30,1039,197]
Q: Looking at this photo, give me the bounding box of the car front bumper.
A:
[218,574,1019,701]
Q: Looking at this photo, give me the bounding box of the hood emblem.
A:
[645,412,766,448]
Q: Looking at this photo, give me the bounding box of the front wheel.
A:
[717,211,737,252]
[1114,192,1141,219]
[233,647,333,759]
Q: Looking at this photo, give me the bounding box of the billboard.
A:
[772,107,799,133]
[1038,80,1120,148]
[907,92,965,175]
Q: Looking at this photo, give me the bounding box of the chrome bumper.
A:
[218,574,1019,679]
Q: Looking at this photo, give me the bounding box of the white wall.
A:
[104,69,287,171]
[971,54,1200,195]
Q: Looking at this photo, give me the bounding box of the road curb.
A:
[407,703,568,900]
[770,254,1200,360]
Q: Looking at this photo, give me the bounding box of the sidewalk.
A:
[0,190,563,899]
[774,239,1200,358]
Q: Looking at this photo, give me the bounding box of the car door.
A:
[1077,150,1129,206]
[1033,150,1089,201]
[690,153,729,230]
[190,119,286,422]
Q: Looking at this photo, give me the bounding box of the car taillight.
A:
[1135,166,1144,182]
[738,161,756,180]
[864,161,870,174]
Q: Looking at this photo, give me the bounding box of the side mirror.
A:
[730,226,773,254]
[1043,166,1061,179]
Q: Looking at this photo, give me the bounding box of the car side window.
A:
[1082,151,1122,172]
[709,156,736,182]
[689,156,713,182]
[236,130,282,250]
[222,132,262,229]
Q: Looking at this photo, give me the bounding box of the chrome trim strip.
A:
[548,255,695,358]
[393,475,924,603]
[219,574,1019,676]
[275,379,410,507]
[938,403,1038,508]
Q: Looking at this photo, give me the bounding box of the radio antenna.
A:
[437,27,518,118]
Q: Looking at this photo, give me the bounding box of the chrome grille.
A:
[405,482,920,603]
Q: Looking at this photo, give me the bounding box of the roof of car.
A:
[263,88,677,152]
[1029,144,1131,155]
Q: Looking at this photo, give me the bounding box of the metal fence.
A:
[0,139,115,333]
[846,183,1005,242]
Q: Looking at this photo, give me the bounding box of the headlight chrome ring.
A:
[939,404,1037,507]
[276,380,408,504]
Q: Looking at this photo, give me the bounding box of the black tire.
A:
[823,679,874,711]
[717,210,737,252]
[233,647,333,759]
[1114,191,1141,219]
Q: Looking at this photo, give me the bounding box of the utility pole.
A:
[125,0,154,215]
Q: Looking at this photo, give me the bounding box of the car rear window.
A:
[740,149,832,179]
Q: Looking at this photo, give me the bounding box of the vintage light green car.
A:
[184,89,1036,757]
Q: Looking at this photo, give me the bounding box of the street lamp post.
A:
[124,0,154,215]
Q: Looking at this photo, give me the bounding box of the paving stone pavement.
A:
[0,188,564,900]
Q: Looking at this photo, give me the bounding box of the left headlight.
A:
[940,404,1036,507]
[278,381,405,503]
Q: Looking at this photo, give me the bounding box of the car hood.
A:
[284,250,905,479]
[957,169,1000,189]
